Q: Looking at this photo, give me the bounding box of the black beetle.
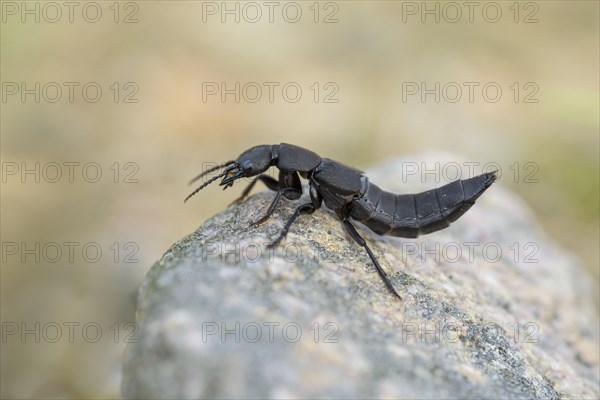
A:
[186,143,497,299]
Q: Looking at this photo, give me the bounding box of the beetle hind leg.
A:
[343,220,402,300]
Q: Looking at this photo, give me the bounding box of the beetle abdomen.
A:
[349,172,497,238]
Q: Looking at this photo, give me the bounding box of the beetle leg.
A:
[250,188,304,226]
[249,171,303,226]
[342,220,402,300]
[267,184,322,248]
[267,203,316,248]
[249,191,282,227]
[230,174,279,205]
[279,171,302,200]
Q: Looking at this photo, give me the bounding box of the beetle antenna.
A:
[184,171,227,203]
[188,160,235,185]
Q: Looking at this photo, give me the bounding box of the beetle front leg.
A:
[267,184,322,248]
[249,171,303,226]
[230,174,279,205]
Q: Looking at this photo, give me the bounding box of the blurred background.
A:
[1,1,598,398]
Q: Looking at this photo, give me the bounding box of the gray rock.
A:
[122,155,599,399]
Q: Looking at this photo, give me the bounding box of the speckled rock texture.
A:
[122,154,599,399]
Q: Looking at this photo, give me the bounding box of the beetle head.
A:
[184,145,275,203]
[220,145,273,188]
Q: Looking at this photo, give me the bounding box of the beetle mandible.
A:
[185,143,497,299]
